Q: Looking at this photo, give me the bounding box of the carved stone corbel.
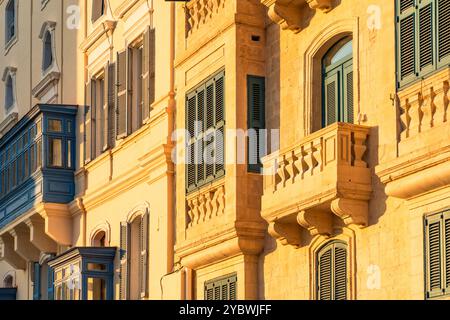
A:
[331,198,368,227]
[297,209,333,236]
[263,0,303,33]
[306,0,332,11]
[268,221,302,248]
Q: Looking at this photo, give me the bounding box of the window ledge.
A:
[4,35,17,56]
[0,112,18,139]
[31,71,60,101]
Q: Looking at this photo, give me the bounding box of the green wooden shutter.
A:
[334,243,348,300]
[33,262,41,300]
[418,0,435,77]
[84,80,93,164]
[444,211,450,294]
[116,50,128,139]
[247,75,266,173]
[437,0,450,67]
[119,222,130,300]
[343,62,354,124]
[107,62,116,149]
[324,71,339,127]
[140,213,149,299]
[317,247,332,300]
[426,213,443,298]
[186,92,197,192]
[103,63,110,151]
[47,265,54,301]
[204,274,237,300]
[397,0,417,87]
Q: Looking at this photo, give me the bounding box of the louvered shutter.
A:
[397,0,417,87]
[318,247,332,300]
[205,281,214,300]
[107,62,116,149]
[84,80,93,164]
[426,213,443,298]
[140,213,149,299]
[334,243,348,300]
[142,28,155,123]
[437,0,450,67]
[418,0,435,76]
[103,63,110,151]
[116,50,128,139]
[47,265,54,300]
[227,274,237,300]
[247,75,266,173]
[119,222,130,300]
[204,274,237,300]
[444,211,450,294]
[343,62,354,124]
[33,262,41,300]
[214,72,225,177]
[186,92,197,192]
[324,71,339,127]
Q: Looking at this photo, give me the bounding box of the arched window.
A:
[322,37,353,128]
[5,0,16,44]
[92,230,107,247]
[316,241,348,300]
[43,31,53,71]
[5,74,14,110]
[3,275,14,288]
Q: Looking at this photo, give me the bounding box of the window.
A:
[3,275,14,288]
[247,75,266,173]
[204,273,237,300]
[425,211,450,299]
[92,230,107,247]
[48,137,62,167]
[119,212,149,300]
[5,0,16,45]
[115,27,155,140]
[42,31,53,71]
[316,241,348,300]
[186,70,225,193]
[92,0,106,22]
[5,75,14,110]
[396,0,450,88]
[33,259,55,301]
[322,37,353,128]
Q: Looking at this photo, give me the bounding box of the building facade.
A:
[1,0,450,300]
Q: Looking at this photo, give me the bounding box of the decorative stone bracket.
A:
[261,0,332,33]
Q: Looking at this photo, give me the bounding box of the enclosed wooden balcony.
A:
[261,122,371,247]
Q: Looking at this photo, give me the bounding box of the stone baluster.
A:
[353,130,368,168]
[408,92,424,137]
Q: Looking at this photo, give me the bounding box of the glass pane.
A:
[323,37,353,68]
[87,263,107,271]
[49,138,63,167]
[48,119,63,132]
[67,140,72,168]
[87,277,107,300]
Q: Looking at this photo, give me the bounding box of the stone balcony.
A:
[261,122,372,247]
[377,68,450,200]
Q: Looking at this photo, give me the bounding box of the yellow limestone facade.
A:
[0,0,449,301]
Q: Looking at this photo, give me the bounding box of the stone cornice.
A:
[31,71,60,99]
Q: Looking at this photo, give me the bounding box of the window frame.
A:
[204,273,237,301]
[4,0,17,50]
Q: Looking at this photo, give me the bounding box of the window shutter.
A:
[107,62,116,149]
[397,0,417,87]
[204,281,214,300]
[324,71,339,127]
[444,211,450,293]
[318,247,332,300]
[426,213,443,298]
[116,50,128,139]
[214,72,225,177]
[140,212,149,299]
[437,0,450,67]
[47,265,54,301]
[204,274,237,300]
[418,0,435,76]
[186,92,197,192]
[84,80,93,164]
[343,62,354,124]
[247,75,266,173]
[334,243,348,300]
[33,262,41,300]
[119,222,130,300]
[142,27,156,124]
[103,63,110,151]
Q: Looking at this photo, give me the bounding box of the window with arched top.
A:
[92,0,106,22]
[316,241,348,300]
[3,275,14,288]
[322,37,354,128]
[92,230,107,247]
[5,0,16,45]
[5,75,14,110]
[43,31,53,72]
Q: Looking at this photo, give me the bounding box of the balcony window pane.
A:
[49,138,63,167]
[87,277,106,300]
[48,119,62,133]
[67,140,72,168]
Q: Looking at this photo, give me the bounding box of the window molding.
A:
[2,270,16,288]
[308,227,356,300]
[303,18,360,136]
[2,66,17,114]
[90,221,111,247]
[41,0,50,11]
[4,0,18,54]
[38,21,58,76]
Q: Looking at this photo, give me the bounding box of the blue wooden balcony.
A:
[0,288,17,300]
[0,104,77,230]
